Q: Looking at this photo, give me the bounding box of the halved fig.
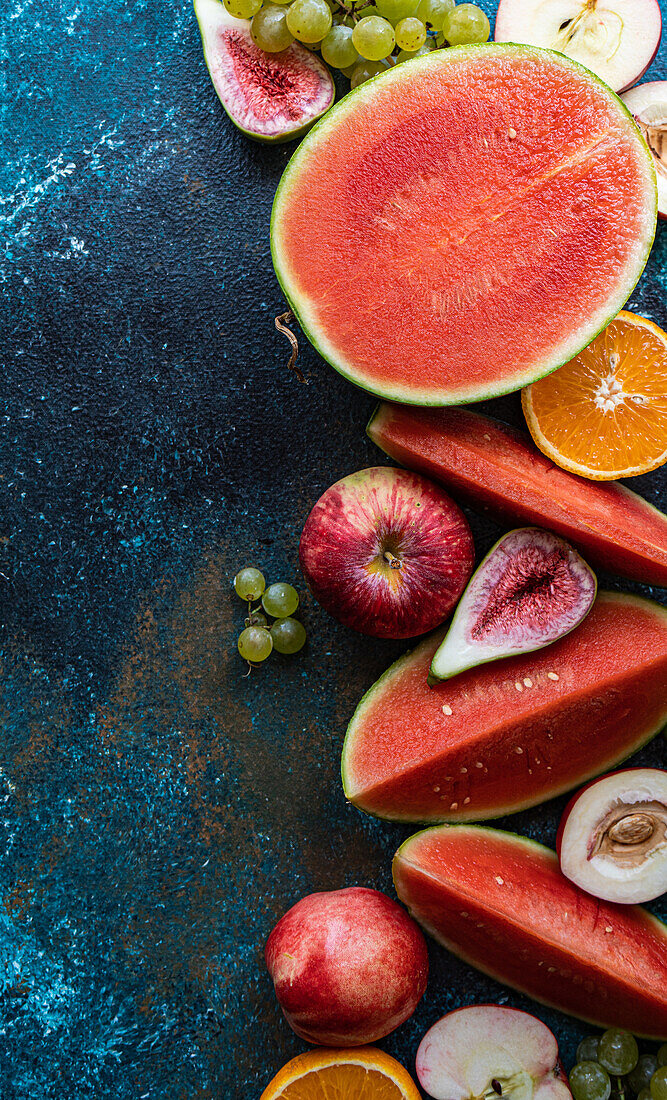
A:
[622,83,667,219]
[494,0,662,94]
[194,0,334,143]
[416,1005,572,1100]
[430,528,597,683]
[558,768,667,903]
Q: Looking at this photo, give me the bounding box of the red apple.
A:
[264,886,429,1046]
[299,466,475,638]
[557,768,667,904]
[416,1005,572,1100]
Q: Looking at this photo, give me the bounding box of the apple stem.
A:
[383,550,402,569]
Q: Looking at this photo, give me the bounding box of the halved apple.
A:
[494,0,661,93]
[416,1005,572,1100]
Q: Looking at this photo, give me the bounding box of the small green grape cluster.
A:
[224,0,490,88]
[234,567,307,671]
[571,1030,667,1100]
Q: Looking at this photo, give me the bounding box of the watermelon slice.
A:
[393,825,667,1038]
[342,592,667,823]
[367,403,667,587]
[271,46,657,405]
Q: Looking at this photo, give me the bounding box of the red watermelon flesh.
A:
[368,403,667,587]
[342,592,667,822]
[271,46,657,405]
[393,825,667,1038]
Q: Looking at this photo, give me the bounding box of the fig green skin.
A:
[194,0,335,144]
[428,527,598,683]
[271,44,657,405]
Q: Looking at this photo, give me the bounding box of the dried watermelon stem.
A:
[275,310,308,385]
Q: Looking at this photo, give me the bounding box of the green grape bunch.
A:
[234,567,307,673]
[223,0,491,85]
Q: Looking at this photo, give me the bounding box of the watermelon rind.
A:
[341,591,667,823]
[271,44,657,405]
[194,0,335,144]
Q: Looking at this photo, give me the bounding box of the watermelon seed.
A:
[547,671,559,681]
[508,127,517,139]
[464,797,471,804]
[451,802,458,809]
[442,704,453,715]
[460,767,467,773]
[515,747,524,754]
[515,681,523,691]
[523,677,533,687]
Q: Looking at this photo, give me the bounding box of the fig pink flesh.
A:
[299,467,474,638]
[468,532,594,646]
[196,0,334,139]
[264,887,428,1045]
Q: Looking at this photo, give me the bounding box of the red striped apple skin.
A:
[393,825,667,1039]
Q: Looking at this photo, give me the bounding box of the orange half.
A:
[522,310,667,480]
[260,1047,422,1100]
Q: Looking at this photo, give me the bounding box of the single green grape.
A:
[247,610,268,628]
[442,2,490,43]
[270,617,307,654]
[651,1069,667,1100]
[224,0,263,16]
[629,1058,659,1094]
[234,566,266,601]
[350,58,388,84]
[262,582,299,618]
[415,0,453,29]
[286,0,332,41]
[570,1063,611,1100]
[352,14,395,59]
[251,5,295,49]
[341,60,358,75]
[238,626,273,662]
[395,40,433,59]
[577,1038,600,1064]
[374,0,418,24]
[321,24,360,67]
[658,1049,667,1069]
[394,15,426,48]
[598,1030,638,1077]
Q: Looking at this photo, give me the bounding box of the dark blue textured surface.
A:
[1,2,666,1095]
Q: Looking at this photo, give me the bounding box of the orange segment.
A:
[522,310,667,480]
[260,1047,422,1100]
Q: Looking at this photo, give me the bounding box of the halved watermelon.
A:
[342,592,667,823]
[271,45,657,405]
